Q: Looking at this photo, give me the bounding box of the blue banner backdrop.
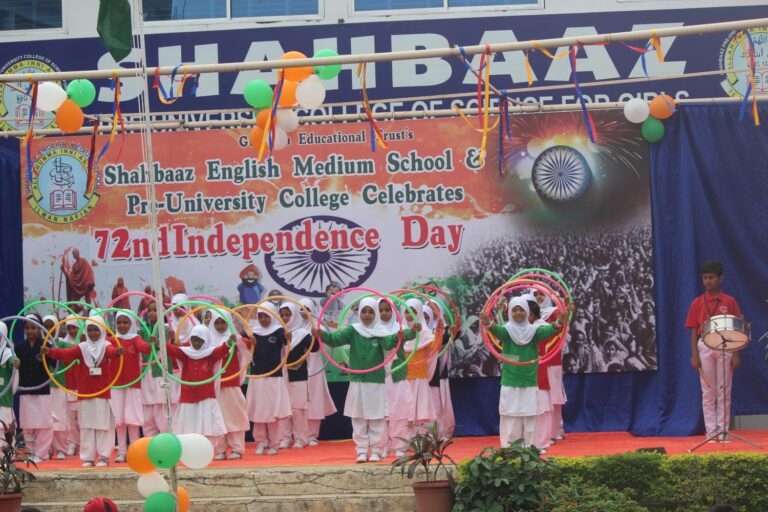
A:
[1,106,766,437]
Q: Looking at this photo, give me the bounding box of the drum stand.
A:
[688,332,762,453]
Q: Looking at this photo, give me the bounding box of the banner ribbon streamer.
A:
[22,79,39,185]
[738,30,760,126]
[568,45,598,143]
[356,62,388,152]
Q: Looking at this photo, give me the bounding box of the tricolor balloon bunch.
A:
[126,433,215,512]
[35,79,97,134]
[623,94,677,143]
[242,49,341,151]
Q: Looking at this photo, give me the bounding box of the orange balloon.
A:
[255,109,271,128]
[249,126,265,148]
[280,51,313,82]
[127,437,155,474]
[55,99,84,134]
[177,486,190,512]
[649,94,675,120]
[279,80,298,107]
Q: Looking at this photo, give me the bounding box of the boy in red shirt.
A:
[685,260,742,441]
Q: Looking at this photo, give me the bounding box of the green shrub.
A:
[540,476,649,512]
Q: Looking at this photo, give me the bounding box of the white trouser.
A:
[351,418,386,455]
[252,421,282,450]
[499,415,535,448]
[698,341,733,436]
[142,404,168,436]
[216,432,245,454]
[24,428,53,459]
[116,425,141,456]
[533,411,552,449]
[80,428,113,462]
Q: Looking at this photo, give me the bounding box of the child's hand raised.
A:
[39,346,51,356]
[116,347,125,356]
[413,322,422,333]
[311,328,322,338]
[479,313,492,327]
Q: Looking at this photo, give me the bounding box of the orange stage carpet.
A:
[33,430,768,471]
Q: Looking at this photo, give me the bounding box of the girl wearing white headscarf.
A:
[110,310,152,463]
[168,293,198,344]
[208,309,251,460]
[45,314,72,460]
[0,322,18,435]
[299,298,336,446]
[426,301,455,441]
[313,297,420,463]
[43,314,123,467]
[481,297,567,449]
[165,324,229,446]
[403,299,440,435]
[279,301,314,449]
[246,302,292,455]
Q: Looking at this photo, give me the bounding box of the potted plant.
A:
[0,421,37,512]
[391,421,456,512]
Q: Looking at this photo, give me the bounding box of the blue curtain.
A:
[0,139,22,318]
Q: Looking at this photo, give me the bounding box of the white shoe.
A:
[278,441,290,449]
[368,453,381,463]
[66,447,77,457]
[307,439,319,447]
[255,445,266,455]
[214,452,226,460]
[115,454,126,463]
[555,434,565,441]
[395,450,406,458]
[381,449,389,458]
[29,455,43,464]
[227,452,242,460]
[267,448,278,455]
[96,458,109,467]
[292,442,305,449]
[56,451,66,460]
[81,461,94,468]
[356,453,367,463]
[540,448,548,455]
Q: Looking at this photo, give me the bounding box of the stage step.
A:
[23,465,418,511]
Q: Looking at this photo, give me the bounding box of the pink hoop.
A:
[317,287,404,375]
[107,290,156,309]
[188,294,224,305]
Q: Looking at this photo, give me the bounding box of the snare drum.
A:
[702,315,750,351]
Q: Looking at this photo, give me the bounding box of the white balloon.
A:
[276,109,299,133]
[137,472,168,498]
[273,127,289,150]
[178,433,214,469]
[36,81,68,111]
[623,98,650,124]
[296,75,326,109]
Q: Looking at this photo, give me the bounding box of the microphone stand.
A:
[688,329,762,452]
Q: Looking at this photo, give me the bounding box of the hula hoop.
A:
[481,281,569,367]
[42,316,124,398]
[484,277,565,351]
[261,296,317,369]
[389,288,446,365]
[2,314,63,393]
[9,299,79,339]
[193,304,255,384]
[396,289,456,358]
[93,308,155,390]
[414,285,462,343]
[317,288,405,375]
[188,294,224,305]
[230,304,290,381]
[107,290,156,310]
[509,268,573,302]
[156,301,237,387]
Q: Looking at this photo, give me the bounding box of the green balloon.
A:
[313,49,341,80]
[641,117,665,143]
[243,80,273,108]
[66,79,96,108]
[144,491,176,512]
[147,433,182,469]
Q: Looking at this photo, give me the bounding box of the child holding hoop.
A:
[42,315,125,467]
[0,322,19,440]
[481,297,572,448]
[311,296,421,463]
[279,301,314,449]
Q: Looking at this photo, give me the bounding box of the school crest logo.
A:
[719,28,768,98]
[27,142,100,224]
[0,54,64,132]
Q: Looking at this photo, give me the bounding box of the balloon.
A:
[249,126,265,149]
[55,99,84,134]
[255,109,271,128]
[280,51,313,82]
[66,79,96,108]
[127,437,156,474]
[144,491,176,512]
[296,75,326,109]
[178,433,215,469]
[273,127,288,150]
[278,80,298,107]
[313,49,341,80]
[623,98,649,124]
[177,486,191,512]
[276,109,299,132]
[641,117,665,143]
[37,81,68,111]
[147,433,182,469]
[243,80,273,109]
[649,94,675,120]
[137,472,169,498]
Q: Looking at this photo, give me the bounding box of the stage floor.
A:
[32,430,768,472]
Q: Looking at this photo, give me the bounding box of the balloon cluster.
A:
[243,49,341,151]
[35,79,97,134]
[127,433,214,512]
[623,94,676,143]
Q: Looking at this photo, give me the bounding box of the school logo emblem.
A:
[27,142,99,224]
[0,54,63,132]
[719,28,768,98]
[265,216,379,298]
